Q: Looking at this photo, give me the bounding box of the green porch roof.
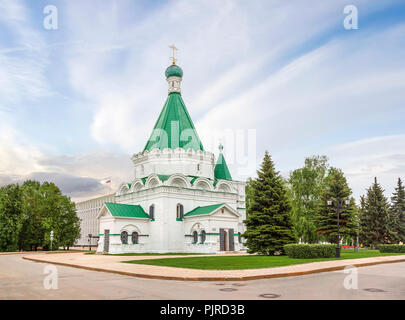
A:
[105,202,150,219]
[214,153,232,181]
[184,203,224,217]
[143,92,204,152]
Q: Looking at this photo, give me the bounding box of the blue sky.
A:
[0,0,404,201]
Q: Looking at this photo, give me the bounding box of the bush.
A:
[377,244,405,253]
[284,244,336,258]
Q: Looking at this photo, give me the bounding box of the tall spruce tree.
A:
[242,151,296,255]
[390,178,405,243]
[344,197,360,245]
[360,177,393,245]
[316,168,357,243]
[245,178,254,219]
[358,195,366,244]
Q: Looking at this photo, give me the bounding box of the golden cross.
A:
[169,44,178,65]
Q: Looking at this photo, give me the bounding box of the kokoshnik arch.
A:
[76,56,247,254]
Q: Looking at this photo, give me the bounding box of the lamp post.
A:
[327,198,350,258]
[50,230,54,251]
[88,234,92,252]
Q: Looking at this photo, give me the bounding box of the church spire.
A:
[143,57,204,153]
[214,144,232,181]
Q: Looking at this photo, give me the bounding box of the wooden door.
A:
[103,229,110,253]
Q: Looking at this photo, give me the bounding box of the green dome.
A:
[165,64,183,78]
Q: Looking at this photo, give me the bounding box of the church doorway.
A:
[220,228,235,251]
[103,229,110,253]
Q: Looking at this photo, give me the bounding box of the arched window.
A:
[121,231,128,244]
[176,203,184,220]
[192,231,198,244]
[132,232,139,244]
[238,232,242,243]
[149,204,155,220]
[200,230,206,244]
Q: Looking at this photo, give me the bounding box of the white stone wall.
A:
[97,178,246,253]
[131,148,215,180]
[97,216,150,254]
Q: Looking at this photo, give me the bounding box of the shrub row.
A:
[284,244,336,258]
[377,244,405,253]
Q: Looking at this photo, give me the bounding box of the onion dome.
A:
[165,64,183,78]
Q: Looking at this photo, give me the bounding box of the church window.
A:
[238,232,242,243]
[200,230,206,244]
[149,204,155,220]
[192,231,198,244]
[197,163,201,171]
[120,231,128,244]
[132,232,139,244]
[176,203,184,219]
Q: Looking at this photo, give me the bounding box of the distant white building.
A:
[76,61,246,254]
[75,194,115,248]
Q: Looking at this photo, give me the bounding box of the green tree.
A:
[0,180,81,252]
[38,182,80,250]
[344,197,360,245]
[242,151,296,255]
[57,196,81,250]
[288,155,328,243]
[360,177,394,245]
[0,184,24,252]
[245,178,254,219]
[316,168,357,243]
[390,178,405,243]
[19,180,44,251]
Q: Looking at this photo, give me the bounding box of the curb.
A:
[0,252,40,256]
[22,255,405,281]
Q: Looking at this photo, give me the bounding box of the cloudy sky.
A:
[0,0,404,202]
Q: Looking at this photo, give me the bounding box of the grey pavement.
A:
[0,254,404,300]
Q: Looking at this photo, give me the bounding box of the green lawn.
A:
[122,249,405,270]
[46,250,90,254]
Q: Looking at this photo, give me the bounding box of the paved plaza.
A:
[22,252,405,281]
[0,253,404,299]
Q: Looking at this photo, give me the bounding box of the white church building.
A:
[77,59,246,254]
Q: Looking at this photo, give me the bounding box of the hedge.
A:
[377,244,405,253]
[284,244,336,258]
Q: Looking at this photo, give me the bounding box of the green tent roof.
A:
[105,202,150,219]
[143,92,204,152]
[214,153,232,181]
[184,203,224,217]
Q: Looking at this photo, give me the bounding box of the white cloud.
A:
[61,0,355,152]
[0,0,50,104]
[328,135,405,199]
[0,0,404,204]
[0,119,45,176]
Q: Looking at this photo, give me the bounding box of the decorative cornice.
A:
[132,147,214,163]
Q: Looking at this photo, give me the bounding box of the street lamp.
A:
[327,198,350,258]
[88,234,93,252]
